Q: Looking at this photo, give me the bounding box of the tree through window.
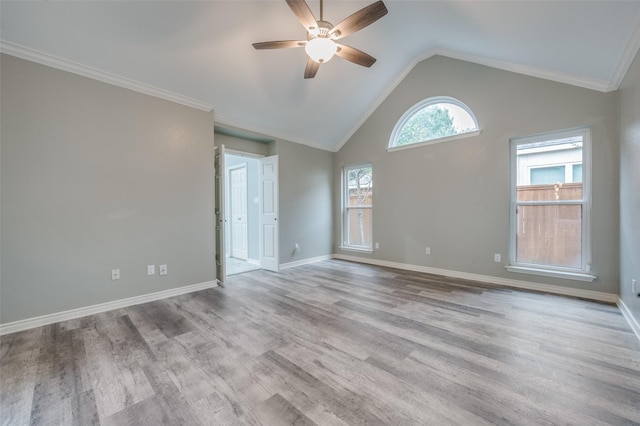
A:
[389,96,479,150]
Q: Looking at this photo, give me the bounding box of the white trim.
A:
[247,258,261,265]
[215,115,331,153]
[333,254,617,303]
[334,52,422,152]
[338,246,374,254]
[0,41,214,112]
[435,49,612,93]
[279,255,333,270]
[342,163,373,252]
[1,40,625,155]
[387,130,482,152]
[225,149,265,159]
[333,48,615,152]
[618,298,640,341]
[505,265,596,282]
[0,280,217,336]
[508,126,592,277]
[609,14,640,91]
[388,96,480,151]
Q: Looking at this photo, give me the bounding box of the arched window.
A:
[388,96,480,151]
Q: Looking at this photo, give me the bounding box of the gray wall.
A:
[272,139,334,265]
[214,131,334,267]
[619,49,640,323]
[1,54,215,323]
[335,55,619,295]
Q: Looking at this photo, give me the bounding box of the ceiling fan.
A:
[253,0,388,79]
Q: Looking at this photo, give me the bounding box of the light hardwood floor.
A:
[1,260,639,425]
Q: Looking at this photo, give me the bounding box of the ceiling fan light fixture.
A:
[253,0,388,77]
[305,37,337,63]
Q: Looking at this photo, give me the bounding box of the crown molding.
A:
[433,49,612,93]
[609,15,640,91]
[333,49,425,152]
[0,40,214,112]
[334,48,617,152]
[214,113,333,152]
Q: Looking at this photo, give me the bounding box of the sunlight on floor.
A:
[226,256,260,276]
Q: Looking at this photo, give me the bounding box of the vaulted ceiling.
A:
[2,1,639,152]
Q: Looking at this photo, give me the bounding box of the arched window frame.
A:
[388,96,481,152]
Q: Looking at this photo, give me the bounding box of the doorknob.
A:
[274,218,277,221]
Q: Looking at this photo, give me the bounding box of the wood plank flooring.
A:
[1,259,639,425]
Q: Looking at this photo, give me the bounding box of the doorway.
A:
[215,147,279,281]
[225,153,260,276]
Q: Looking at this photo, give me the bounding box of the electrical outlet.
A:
[375,242,380,249]
[425,247,431,255]
[147,265,155,276]
[111,269,120,280]
[295,243,300,253]
[159,264,167,276]
[494,253,501,263]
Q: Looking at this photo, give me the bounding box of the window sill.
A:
[387,130,482,152]
[339,246,373,254]
[505,265,596,282]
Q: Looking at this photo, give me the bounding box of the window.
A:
[388,96,480,151]
[530,165,565,185]
[342,164,372,251]
[508,126,594,281]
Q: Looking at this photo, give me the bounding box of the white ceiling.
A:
[2,1,640,152]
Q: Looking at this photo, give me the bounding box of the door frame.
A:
[217,149,276,276]
[214,145,226,286]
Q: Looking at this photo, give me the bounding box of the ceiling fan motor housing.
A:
[307,20,336,39]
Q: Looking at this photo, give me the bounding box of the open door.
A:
[214,144,226,286]
[259,155,279,271]
[229,164,249,260]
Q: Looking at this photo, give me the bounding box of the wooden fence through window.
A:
[516,183,582,268]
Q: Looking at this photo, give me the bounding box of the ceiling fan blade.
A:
[329,1,388,40]
[304,58,320,79]
[286,0,318,32]
[253,40,306,50]
[335,44,376,67]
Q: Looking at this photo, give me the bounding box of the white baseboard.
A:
[333,254,618,303]
[618,298,640,341]
[0,280,217,336]
[247,258,260,266]
[279,255,333,270]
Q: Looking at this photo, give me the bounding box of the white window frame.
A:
[341,163,373,253]
[388,96,481,152]
[507,126,596,282]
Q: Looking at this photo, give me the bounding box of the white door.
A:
[230,165,248,260]
[259,155,279,272]
[214,145,226,286]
